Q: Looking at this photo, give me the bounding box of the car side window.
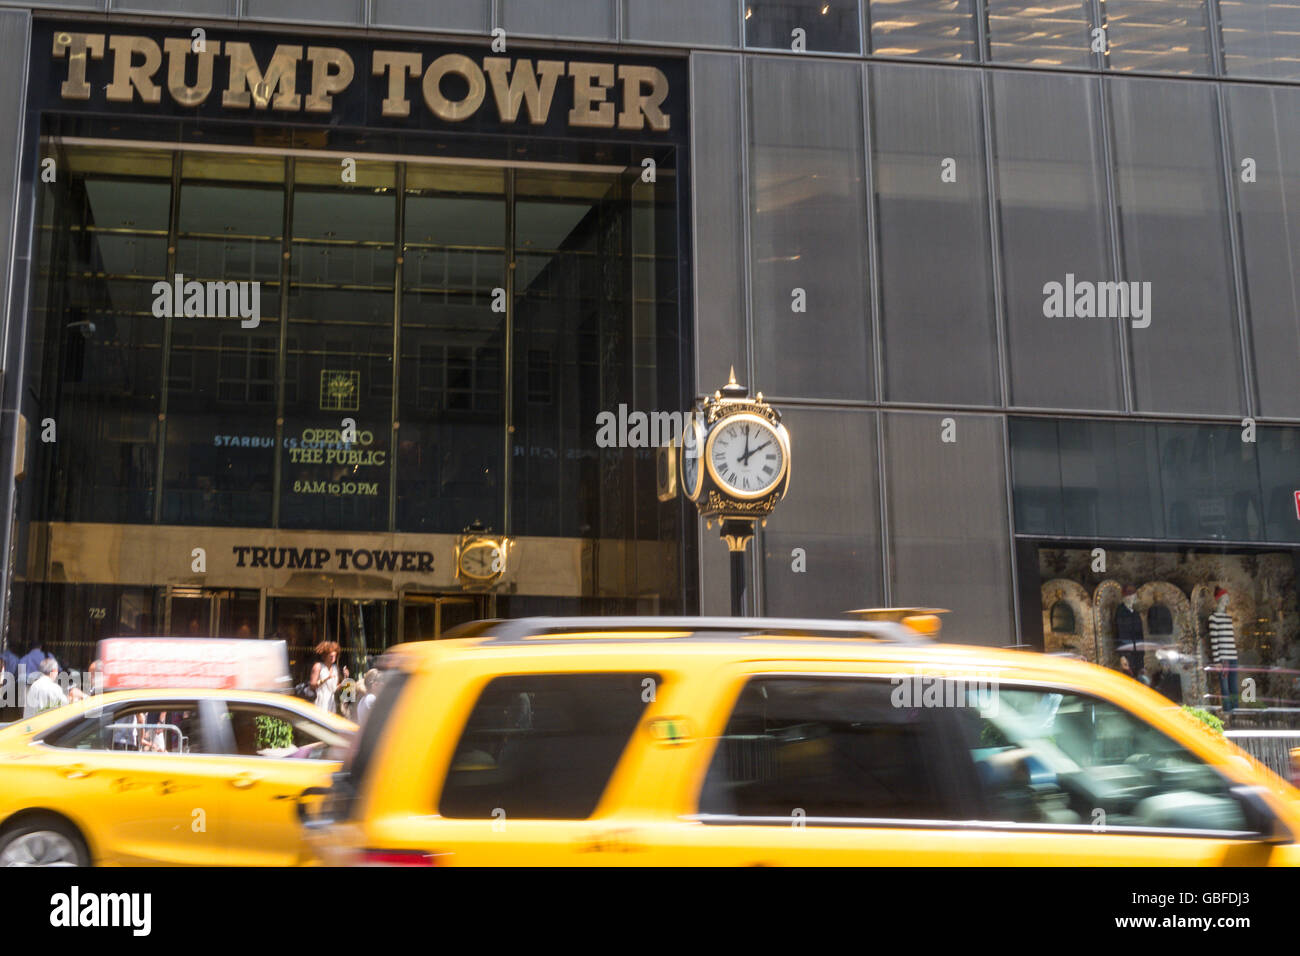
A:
[697,677,960,822]
[46,702,202,754]
[438,673,656,820]
[949,685,1248,832]
[222,704,350,760]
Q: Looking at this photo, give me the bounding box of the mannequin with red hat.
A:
[1208,586,1239,712]
[1116,585,1145,680]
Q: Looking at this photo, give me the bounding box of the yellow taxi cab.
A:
[0,641,356,866]
[305,616,1300,866]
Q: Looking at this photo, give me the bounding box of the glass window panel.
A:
[952,686,1246,829]
[624,0,739,45]
[65,147,173,178]
[760,408,883,617]
[986,0,1095,66]
[1108,78,1243,415]
[692,54,748,391]
[1009,416,1065,534]
[745,0,862,53]
[884,412,1014,645]
[281,181,395,532]
[33,157,169,525]
[511,172,626,539]
[748,56,871,400]
[370,0,490,32]
[499,0,616,39]
[868,0,979,60]
[1220,0,1300,80]
[1104,0,1214,74]
[1157,423,1262,542]
[991,71,1122,410]
[871,63,998,405]
[179,184,284,240]
[81,179,170,233]
[165,174,283,527]
[698,677,959,819]
[1224,84,1300,418]
[1059,418,1164,539]
[399,179,505,533]
[1257,426,1300,544]
[439,674,653,819]
[180,153,285,184]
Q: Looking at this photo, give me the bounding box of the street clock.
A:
[455,522,508,589]
[680,368,791,614]
[682,368,791,525]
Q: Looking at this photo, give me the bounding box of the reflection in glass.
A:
[1008,417,1300,544]
[1108,78,1242,415]
[399,166,505,533]
[871,63,997,405]
[985,0,1094,66]
[748,56,871,400]
[761,408,883,617]
[1157,424,1261,541]
[32,157,169,524]
[165,156,284,526]
[885,412,1014,646]
[868,0,978,60]
[281,160,395,532]
[1219,0,1300,80]
[1104,0,1213,74]
[990,71,1122,410]
[1224,84,1300,419]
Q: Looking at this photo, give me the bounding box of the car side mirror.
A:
[1231,785,1293,844]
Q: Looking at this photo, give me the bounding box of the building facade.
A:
[0,1,1299,718]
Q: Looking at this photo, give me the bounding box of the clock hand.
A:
[739,439,771,465]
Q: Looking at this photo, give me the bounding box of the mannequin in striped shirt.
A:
[1208,586,1238,713]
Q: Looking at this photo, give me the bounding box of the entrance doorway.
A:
[266,596,395,682]
[399,592,490,642]
[164,587,260,638]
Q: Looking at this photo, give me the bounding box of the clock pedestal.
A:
[720,517,756,616]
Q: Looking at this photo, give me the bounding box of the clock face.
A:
[680,415,704,500]
[706,414,786,499]
[459,540,503,580]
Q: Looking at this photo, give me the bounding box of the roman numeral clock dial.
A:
[706,415,786,499]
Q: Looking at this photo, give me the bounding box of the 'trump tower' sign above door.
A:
[39,25,683,140]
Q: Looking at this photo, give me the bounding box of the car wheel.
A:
[0,817,90,867]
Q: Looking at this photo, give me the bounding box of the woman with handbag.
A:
[309,640,346,714]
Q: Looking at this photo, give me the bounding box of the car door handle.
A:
[230,772,261,790]
[58,764,92,779]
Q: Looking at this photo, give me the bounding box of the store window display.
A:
[1033,545,1300,726]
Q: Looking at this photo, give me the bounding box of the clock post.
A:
[679,368,791,616]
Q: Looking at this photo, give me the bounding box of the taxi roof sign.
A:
[845,607,950,637]
[96,638,291,693]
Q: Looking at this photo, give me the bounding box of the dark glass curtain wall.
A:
[27,145,682,545]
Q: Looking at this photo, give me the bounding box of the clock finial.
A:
[721,367,748,400]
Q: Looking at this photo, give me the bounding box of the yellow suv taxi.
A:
[305,617,1300,866]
